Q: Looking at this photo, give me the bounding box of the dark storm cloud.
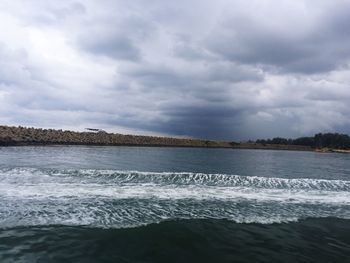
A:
[113,60,265,139]
[1,0,350,140]
[157,104,245,139]
[206,1,350,74]
[107,104,245,140]
[124,61,263,90]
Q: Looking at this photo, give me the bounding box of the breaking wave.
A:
[0,168,350,228]
[2,168,350,190]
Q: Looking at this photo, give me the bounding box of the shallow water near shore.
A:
[0,146,350,262]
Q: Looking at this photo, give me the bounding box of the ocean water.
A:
[0,146,350,262]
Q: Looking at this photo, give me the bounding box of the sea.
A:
[0,146,349,262]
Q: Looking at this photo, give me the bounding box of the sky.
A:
[0,0,350,140]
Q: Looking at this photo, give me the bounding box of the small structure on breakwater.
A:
[85,128,107,133]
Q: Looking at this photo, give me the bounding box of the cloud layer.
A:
[0,0,350,140]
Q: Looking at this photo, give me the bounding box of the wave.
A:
[0,168,350,228]
[1,168,350,204]
[2,167,350,191]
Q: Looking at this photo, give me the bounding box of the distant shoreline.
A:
[0,141,313,151]
[0,125,313,152]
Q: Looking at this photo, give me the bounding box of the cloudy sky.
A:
[0,0,350,140]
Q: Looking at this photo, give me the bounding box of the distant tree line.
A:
[256,133,350,149]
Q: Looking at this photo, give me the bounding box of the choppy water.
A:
[0,146,350,262]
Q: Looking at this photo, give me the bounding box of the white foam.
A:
[1,168,350,205]
[1,168,350,228]
[1,182,350,205]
